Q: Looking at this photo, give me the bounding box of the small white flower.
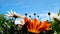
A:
[50,13,60,20]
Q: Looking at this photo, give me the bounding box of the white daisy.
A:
[6,10,25,18]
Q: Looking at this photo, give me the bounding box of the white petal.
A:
[10,10,14,14]
[5,14,10,16]
[5,14,13,17]
[14,11,16,14]
[7,11,11,14]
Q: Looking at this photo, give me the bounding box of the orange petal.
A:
[24,17,28,22]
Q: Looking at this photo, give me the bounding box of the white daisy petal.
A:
[14,11,16,14]
[5,14,11,16]
[7,11,11,14]
[10,10,14,14]
[6,14,13,17]
[5,14,9,16]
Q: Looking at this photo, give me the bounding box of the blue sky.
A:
[0,0,60,21]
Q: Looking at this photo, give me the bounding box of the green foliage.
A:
[0,14,21,34]
[52,18,60,34]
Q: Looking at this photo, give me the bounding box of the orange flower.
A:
[27,19,51,34]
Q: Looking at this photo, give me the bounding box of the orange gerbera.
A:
[27,19,51,34]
